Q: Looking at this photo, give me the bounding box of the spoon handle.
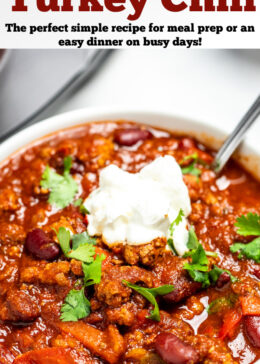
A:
[213,95,260,173]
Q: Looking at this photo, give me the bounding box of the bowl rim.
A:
[0,106,259,180]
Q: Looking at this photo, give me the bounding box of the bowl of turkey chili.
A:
[0,108,259,364]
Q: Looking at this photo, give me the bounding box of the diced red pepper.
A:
[240,295,260,316]
[219,308,243,340]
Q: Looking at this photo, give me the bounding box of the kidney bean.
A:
[114,128,153,146]
[179,138,195,150]
[216,272,230,288]
[155,333,199,364]
[244,315,260,348]
[252,267,260,280]
[70,160,85,175]
[25,229,60,260]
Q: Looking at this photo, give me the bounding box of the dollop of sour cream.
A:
[84,156,191,255]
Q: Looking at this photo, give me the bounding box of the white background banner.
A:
[0,0,259,49]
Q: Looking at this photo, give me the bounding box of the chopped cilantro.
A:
[167,239,178,256]
[169,209,185,236]
[184,244,210,288]
[122,281,174,321]
[40,156,78,209]
[57,227,71,255]
[73,198,90,215]
[167,209,185,255]
[230,237,260,263]
[234,213,260,236]
[184,227,217,258]
[205,251,218,258]
[63,156,73,174]
[83,254,106,287]
[57,225,104,322]
[73,198,83,207]
[180,153,199,164]
[230,213,260,263]
[184,243,236,288]
[68,244,95,263]
[60,288,91,322]
[187,227,199,250]
[72,231,96,249]
[209,265,238,284]
[180,153,201,177]
[181,164,201,177]
[57,228,96,263]
[184,244,209,270]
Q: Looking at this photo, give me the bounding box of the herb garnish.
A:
[60,288,91,322]
[234,212,260,236]
[230,238,260,263]
[57,227,96,263]
[122,281,174,321]
[180,153,202,177]
[183,229,237,287]
[72,231,97,249]
[167,209,185,255]
[230,213,260,263]
[209,265,238,284]
[40,156,78,209]
[183,244,210,287]
[187,226,199,250]
[74,198,90,215]
[83,254,106,287]
[58,227,105,322]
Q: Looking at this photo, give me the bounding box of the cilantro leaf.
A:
[167,239,178,256]
[68,244,95,263]
[184,245,236,288]
[230,237,260,263]
[184,228,217,258]
[184,244,210,288]
[57,228,96,263]
[60,288,90,322]
[209,265,238,284]
[83,254,106,287]
[40,156,78,209]
[187,227,199,250]
[73,198,83,207]
[235,213,260,236]
[122,281,174,321]
[40,166,64,189]
[58,227,71,255]
[73,198,90,215]
[63,156,73,175]
[180,153,202,177]
[187,244,209,268]
[187,269,210,288]
[80,205,90,215]
[169,209,185,236]
[167,209,184,255]
[180,153,199,164]
[181,164,201,177]
[72,231,96,249]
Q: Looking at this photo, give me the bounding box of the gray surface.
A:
[0,50,107,139]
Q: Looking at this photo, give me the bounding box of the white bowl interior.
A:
[0,108,259,180]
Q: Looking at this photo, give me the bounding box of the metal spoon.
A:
[213,95,260,173]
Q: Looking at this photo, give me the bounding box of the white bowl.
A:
[0,107,259,180]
